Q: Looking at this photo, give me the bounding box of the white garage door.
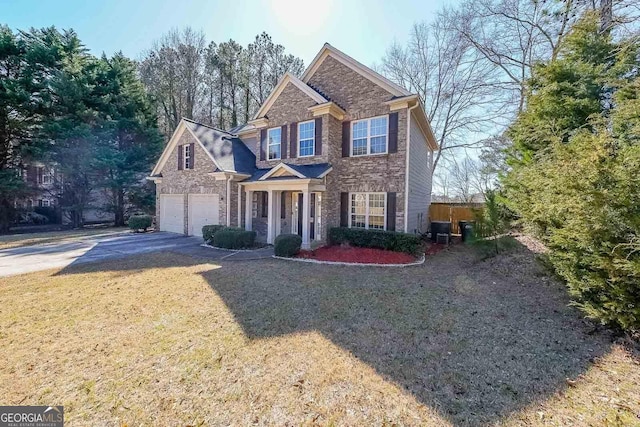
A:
[188,194,220,237]
[160,195,184,234]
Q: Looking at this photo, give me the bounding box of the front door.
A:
[292,192,321,240]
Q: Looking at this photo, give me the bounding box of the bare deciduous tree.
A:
[381,14,508,174]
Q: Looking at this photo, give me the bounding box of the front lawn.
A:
[0,240,638,425]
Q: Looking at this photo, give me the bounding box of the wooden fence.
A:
[429,203,484,234]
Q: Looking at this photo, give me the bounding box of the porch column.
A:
[301,189,311,250]
[274,191,282,238]
[267,189,276,244]
[245,190,253,231]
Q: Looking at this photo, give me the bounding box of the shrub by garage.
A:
[328,227,421,255]
[274,234,302,257]
[212,227,257,249]
[128,215,153,232]
[202,224,226,244]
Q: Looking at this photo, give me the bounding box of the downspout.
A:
[404,101,419,233]
[226,176,231,227]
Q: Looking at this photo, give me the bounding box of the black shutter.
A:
[189,142,195,169]
[281,192,286,219]
[388,112,398,154]
[261,192,268,217]
[178,145,183,170]
[386,192,396,231]
[290,123,297,158]
[340,192,349,227]
[315,117,322,155]
[281,125,288,159]
[342,121,350,157]
[260,129,267,161]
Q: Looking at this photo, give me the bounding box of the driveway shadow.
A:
[200,241,615,425]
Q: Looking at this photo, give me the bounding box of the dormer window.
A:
[268,127,281,160]
[298,120,315,157]
[351,115,388,156]
[183,145,192,169]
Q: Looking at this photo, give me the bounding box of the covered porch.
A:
[240,163,331,250]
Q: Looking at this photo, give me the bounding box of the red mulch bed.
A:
[296,245,418,265]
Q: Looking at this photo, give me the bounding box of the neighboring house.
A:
[148,43,438,249]
[17,163,115,224]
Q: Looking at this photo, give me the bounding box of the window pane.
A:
[351,193,366,215]
[351,215,366,228]
[353,121,367,139]
[370,117,387,136]
[268,128,281,159]
[369,215,385,230]
[299,121,315,140]
[369,193,385,216]
[370,136,386,154]
[352,138,367,156]
[299,139,314,156]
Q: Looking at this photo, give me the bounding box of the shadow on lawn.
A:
[201,240,615,426]
[53,238,615,425]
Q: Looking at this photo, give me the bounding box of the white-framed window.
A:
[350,192,386,230]
[41,199,51,207]
[267,127,281,160]
[42,167,53,185]
[298,120,315,157]
[183,145,192,169]
[351,115,388,156]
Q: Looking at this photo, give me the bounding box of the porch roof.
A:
[245,162,332,182]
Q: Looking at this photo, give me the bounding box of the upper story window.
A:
[298,121,315,157]
[268,127,281,160]
[351,115,388,156]
[36,167,54,185]
[183,145,192,169]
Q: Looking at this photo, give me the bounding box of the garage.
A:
[188,194,220,237]
[159,195,185,234]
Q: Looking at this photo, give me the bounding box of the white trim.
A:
[297,120,315,158]
[253,72,327,120]
[226,177,231,227]
[151,119,223,176]
[348,192,387,231]
[350,115,389,157]
[317,166,333,178]
[307,102,345,120]
[302,43,411,97]
[259,163,306,180]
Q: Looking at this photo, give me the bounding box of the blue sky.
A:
[3,0,453,67]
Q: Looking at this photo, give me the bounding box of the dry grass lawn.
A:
[0,241,639,426]
[0,227,129,250]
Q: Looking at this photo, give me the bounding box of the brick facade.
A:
[155,129,227,234]
[153,46,432,242]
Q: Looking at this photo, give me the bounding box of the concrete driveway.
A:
[0,231,273,277]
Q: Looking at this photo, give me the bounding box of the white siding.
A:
[406,115,432,234]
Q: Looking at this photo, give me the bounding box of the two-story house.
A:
[148,43,438,249]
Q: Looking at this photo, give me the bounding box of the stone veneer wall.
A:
[308,55,408,233]
[236,54,412,239]
[155,129,227,234]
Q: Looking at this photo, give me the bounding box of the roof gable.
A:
[253,72,327,120]
[150,119,256,176]
[302,43,411,98]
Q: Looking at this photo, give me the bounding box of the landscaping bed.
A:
[297,245,418,264]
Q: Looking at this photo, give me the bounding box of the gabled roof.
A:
[302,43,412,98]
[252,72,328,120]
[246,162,332,182]
[150,118,256,176]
